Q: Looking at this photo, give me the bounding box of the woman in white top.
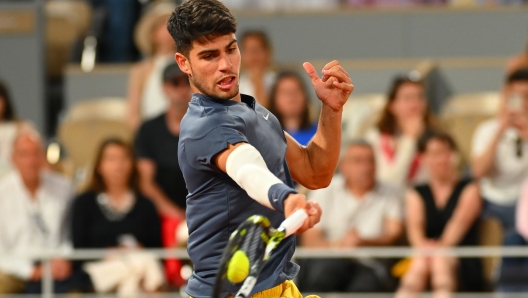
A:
[365,76,437,188]
[127,3,176,130]
[238,30,275,108]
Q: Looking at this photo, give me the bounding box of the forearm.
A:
[304,104,342,183]
[472,132,502,178]
[439,220,473,246]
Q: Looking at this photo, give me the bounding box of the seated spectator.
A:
[506,41,528,75]
[298,140,404,292]
[365,76,437,188]
[497,175,528,291]
[0,129,74,294]
[127,2,177,130]
[71,138,163,295]
[268,71,317,146]
[239,30,275,107]
[135,63,192,219]
[0,79,33,177]
[397,131,483,297]
[471,68,528,233]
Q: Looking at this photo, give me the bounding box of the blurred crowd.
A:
[1,0,528,296]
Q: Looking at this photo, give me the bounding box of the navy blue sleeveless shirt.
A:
[178,93,299,297]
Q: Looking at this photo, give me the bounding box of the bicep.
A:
[213,142,248,173]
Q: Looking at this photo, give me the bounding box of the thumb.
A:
[303,62,320,85]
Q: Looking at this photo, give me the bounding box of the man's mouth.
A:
[217,76,236,91]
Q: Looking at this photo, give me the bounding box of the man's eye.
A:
[203,55,213,60]
[227,47,236,53]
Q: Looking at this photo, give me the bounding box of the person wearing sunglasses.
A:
[135,63,192,221]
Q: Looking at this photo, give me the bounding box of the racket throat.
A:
[235,276,257,298]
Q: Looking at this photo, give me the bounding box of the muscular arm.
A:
[137,158,185,218]
[285,104,342,189]
[286,61,353,189]
[439,182,482,246]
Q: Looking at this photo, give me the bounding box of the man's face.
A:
[339,145,376,187]
[163,75,192,107]
[177,33,241,100]
[12,135,44,183]
[507,81,528,112]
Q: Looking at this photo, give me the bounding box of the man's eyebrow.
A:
[226,39,237,48]
[197,49,218,56]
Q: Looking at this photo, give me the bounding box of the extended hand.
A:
[284,194,322,235]
[303,60,354,112]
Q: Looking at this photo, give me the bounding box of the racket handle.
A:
[280,209,308,237]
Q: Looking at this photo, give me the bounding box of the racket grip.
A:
[280,209,309,237]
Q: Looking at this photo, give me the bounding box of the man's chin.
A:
[211,87,239,100]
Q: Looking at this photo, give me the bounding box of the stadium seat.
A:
[342,93,386,142]
[45,1,92,78]
[479,217,504,284]
[440,92,501,162]
[64,98,128,122]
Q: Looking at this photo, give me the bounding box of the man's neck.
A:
[22,177,40,199]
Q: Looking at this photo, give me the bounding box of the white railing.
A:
[5,246,528,298]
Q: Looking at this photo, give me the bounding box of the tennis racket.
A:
[212,209,308,298]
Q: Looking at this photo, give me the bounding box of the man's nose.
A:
[218,54,232,71]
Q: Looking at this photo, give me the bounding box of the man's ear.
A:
[175,53,191,76]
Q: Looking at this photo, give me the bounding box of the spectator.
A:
[397,131,482,297]
[71,138,163,295]
[269,71,317,146]
[471,68,528,232]
[0,129,74,294]
[298,140,403,292]
[86,0,142,62]
[135,63,191,218]
[506,41,528,75]
[497,177,528,292]
[239,30,275,107]
[365,76,436,188]
[127,2,177,130]
[0,79,33,177]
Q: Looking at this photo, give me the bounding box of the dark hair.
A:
[88,138,139,193]
[418,130,458,154]
[268,71,312,131]
[240,30,271,52]
[376,76,435,135]
[167,0,237,57]
[506,68,528,85]
[0,79,16,121]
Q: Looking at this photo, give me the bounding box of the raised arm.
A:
[286,61,353,189]
[439,182,482,246]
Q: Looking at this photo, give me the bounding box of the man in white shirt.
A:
[0,130,74,294]
[471,68,528,232]
[299,140,404,292]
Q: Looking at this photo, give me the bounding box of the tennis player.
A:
[168,0,353,297]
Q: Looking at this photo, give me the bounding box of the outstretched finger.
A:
[303,62,320,85]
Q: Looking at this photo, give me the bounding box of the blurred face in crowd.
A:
[505,80,528,113]
[389,82,426,121]
[152,18,176,54]
[98,144,133,189]
[12,134,45,184]
[339,144,376,189]
[274,76,307,119]
[241,35,270,71]
[176,33,241,100]
[422,138,457,181]
[163,74,192,108]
